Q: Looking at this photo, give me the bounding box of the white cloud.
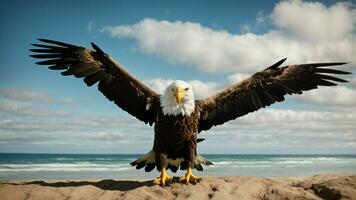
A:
[102,0,355,74]
[0,99,69,117]
[188,80,223,99]
[0,88,75,104]
[200,108,356,153]
[0,112,152,148]
[271,1,355,41]
[143,78,174,94]
[0,88,76,117]
[296,86,356,107]
[237,108,355,125]
[0,88,51,102]
[226,73,251,83]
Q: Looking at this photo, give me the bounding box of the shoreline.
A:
[1,174,356,200]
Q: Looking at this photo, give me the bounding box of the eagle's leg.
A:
[180,140,200,184]
[179,167,201,184]
[153,168,172,186]
[153,154,172,186]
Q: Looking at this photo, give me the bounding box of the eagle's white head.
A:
[160,80,195,116]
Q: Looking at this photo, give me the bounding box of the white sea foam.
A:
[271,157,352,162]
[95,158,114,161]
[55,158,76,161]
[210,157,356,168]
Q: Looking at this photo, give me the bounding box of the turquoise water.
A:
[0,154,355,180]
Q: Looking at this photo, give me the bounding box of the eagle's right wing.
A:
[196,58,351,132]
[31,39,159,125]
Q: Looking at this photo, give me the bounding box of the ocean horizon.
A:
[1,153,355,180]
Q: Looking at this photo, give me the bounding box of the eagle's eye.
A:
[184,87,189,91]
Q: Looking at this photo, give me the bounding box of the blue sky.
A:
[0,0,355,154]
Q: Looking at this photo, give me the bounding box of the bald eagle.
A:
[30,39,351,185]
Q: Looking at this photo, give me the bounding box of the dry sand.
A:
[1,174,355,200]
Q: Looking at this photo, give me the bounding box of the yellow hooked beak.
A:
[174,87,186,104]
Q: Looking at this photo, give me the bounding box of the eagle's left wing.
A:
[196,58,351,132]
[30,39,159,125]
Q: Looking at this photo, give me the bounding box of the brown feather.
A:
[30,39,158,126]
[71,67,101,77]
[84,71,107,86]
[317,74,348,83]
[36,58,77,65]
[315,68,351,75]
[30,54,62,59]
[48,65,68,70]
[38,38,77,48]
[60,64,90,76]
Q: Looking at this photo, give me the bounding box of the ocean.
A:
[0,154,355,180]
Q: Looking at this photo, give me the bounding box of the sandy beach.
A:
[1,174,355,200]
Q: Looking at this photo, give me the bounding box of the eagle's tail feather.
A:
[194,155,213,171]
[130,150,213,172]
[130,150,156,172]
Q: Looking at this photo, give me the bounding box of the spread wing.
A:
[30,39,158,125]
[196,58,351,132]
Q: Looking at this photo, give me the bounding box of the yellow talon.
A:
[180,167,201,184]
[153,168,172,186]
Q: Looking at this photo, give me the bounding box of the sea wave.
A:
[0,163,132,172]
[211,158,356,167]
[95,158,114,161]
[270,157,350,161]
[1,155,355,174]
[55,158,76,161]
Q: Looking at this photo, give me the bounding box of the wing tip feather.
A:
[91,42,104,54]
[313,62,349,68]
[267,58,287,70]
[37,38,76,48]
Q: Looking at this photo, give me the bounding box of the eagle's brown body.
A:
[154,106,200,171]
[30,39,351,185]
